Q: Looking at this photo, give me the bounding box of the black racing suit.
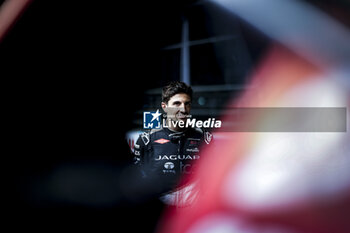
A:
[133,127,212,204]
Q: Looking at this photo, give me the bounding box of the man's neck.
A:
[165,119,186,132]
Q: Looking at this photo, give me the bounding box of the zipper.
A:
[178,136,183,154]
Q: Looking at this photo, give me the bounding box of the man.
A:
[133,81,213,206]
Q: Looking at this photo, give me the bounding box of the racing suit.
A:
[133,127,213,206]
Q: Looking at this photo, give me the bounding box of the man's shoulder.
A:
[137,128,166,145]
[191,127,205,135]
[188,127,213,144]
[149,128,164,135]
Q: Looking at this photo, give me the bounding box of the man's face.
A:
[162,93,191,123]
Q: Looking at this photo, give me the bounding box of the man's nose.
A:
[179,103,186,112]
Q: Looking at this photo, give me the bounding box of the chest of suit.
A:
[147,131,202,176]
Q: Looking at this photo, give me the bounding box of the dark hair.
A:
[162,81,193,103]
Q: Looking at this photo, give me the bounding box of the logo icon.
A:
[164,162,175,169]
[143,109,162,129]
[204,131,213,144]
[154,138,170,144]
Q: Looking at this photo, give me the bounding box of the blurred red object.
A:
[0,0,32,43]
[157,44,350,233]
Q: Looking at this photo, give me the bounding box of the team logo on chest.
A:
[154,138,170,144]
[155,155,200,160]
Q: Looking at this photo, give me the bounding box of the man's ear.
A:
[161,102,167,112]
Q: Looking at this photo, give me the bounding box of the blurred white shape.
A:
[125,129,142,152]
[281,75,348,108]
[186,214,243,233]
[186,213,299,233]
[222,77,350,211]
[211,0,350,68]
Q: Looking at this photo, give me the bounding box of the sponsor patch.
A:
[154,138,170,144]
[204,131,213,144]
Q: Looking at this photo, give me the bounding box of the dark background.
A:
[2,1,173,231]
